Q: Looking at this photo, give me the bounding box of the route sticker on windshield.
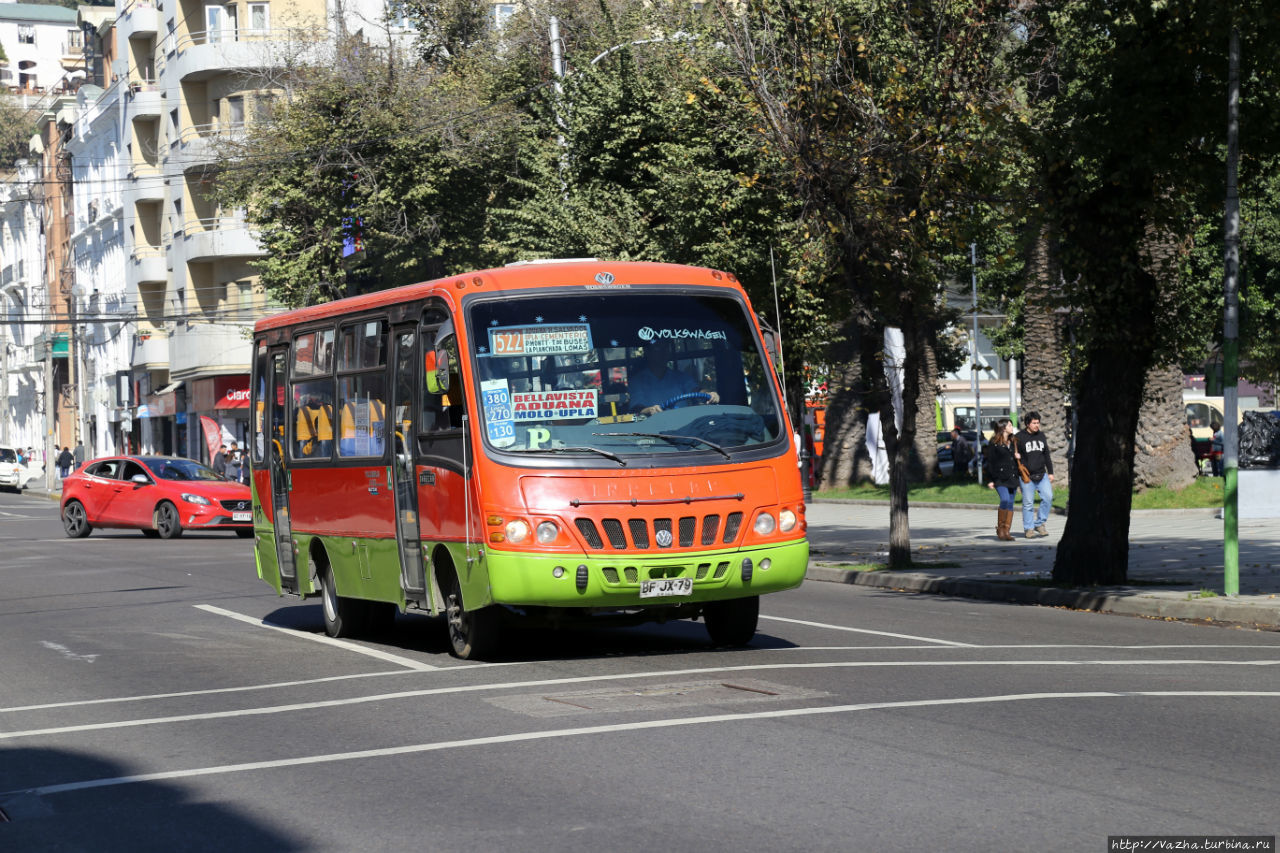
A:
[487,324,593,356]
[512,389,598,421]
[481,379,517,447]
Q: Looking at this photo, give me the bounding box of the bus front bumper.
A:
[485,538,808,608]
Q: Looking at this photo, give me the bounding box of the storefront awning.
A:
[156,380,183,395]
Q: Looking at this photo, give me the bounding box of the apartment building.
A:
[0,2,82,96]
[0,159,44,452]
[5,0,415,465]
[121,0,413,461]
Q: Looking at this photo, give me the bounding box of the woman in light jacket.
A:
[984,418,1019,542]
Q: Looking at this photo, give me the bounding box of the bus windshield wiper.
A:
[594,432,731,460]
[508,446,627,466]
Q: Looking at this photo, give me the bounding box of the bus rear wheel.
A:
[443,570,501,661]
[703,595,759,647]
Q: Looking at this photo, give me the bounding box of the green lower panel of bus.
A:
[485,538,808,608]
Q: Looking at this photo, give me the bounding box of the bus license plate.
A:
[232,512,252,522]
[639,578,693,598]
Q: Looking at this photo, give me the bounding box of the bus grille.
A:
[574,512,744,551]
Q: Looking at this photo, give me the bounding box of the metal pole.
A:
[1222,24,1240,595]
[1009,357,1018,428]
[971,242,982,482]
[1,325,9,445]
[44,337,55,491]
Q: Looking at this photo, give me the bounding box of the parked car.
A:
[60,455,253,539]
[0,447,42,493]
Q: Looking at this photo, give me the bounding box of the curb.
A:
[806,564,1280,629]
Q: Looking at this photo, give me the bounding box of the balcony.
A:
[132,331,170,371]
[124,171,165,206]
[169,322,251,379]
[118,0,160,40]
[163,27,326,82]
[178,215,264,263]
[129,246,168,286]
[127,83,162,118]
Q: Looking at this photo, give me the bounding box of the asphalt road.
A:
[2,489,1278,852]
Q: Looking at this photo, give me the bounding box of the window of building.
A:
[227,96,244,128]
[490,3,515,29]
[249,2,269,32]
[18,26,35,45]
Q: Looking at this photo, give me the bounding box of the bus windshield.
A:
[467,290,785,460]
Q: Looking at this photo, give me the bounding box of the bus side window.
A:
[293,380,335,459]
[337,374,387,457]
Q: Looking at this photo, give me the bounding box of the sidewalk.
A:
[805,500,1280,629]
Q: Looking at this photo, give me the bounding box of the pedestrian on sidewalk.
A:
[949,427,973,480]
[56,446,73,480]
[1015,412,1055,539]
[984,418,1019,541]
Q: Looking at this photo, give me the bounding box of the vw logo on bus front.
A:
[655,529,673,547]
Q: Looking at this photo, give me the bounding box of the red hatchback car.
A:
[61,456,254,539]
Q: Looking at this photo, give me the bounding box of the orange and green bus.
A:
[250,260,808,658]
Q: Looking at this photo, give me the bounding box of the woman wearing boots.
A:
[984,418,1019,541]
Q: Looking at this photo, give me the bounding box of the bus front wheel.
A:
[703,595,759,647]
[319,561,362,639]
[443,570,501,661]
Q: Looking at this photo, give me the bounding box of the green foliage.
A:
[1183,155,1280,382]
[216,35,525,306]
[0,97,34,171]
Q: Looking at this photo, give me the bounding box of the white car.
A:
[0,447,42,493]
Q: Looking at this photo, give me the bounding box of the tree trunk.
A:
[1133,364,1199,491]
[820,316,873,487]
[883,327,920,568]
[1052,344,1148,585]
[908,333,942,482]
[1021,225,1072,487]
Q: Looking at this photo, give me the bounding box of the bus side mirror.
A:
[762,330,781,368]
[425,349,450,395]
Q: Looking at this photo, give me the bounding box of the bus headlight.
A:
[779,509,797,532]
[754,512,776,536]
[505,519,531,544]
[536,521,559,544]
[181,493,211,505]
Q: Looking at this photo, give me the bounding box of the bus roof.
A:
[253,260,743,333]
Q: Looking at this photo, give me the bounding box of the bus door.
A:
[389,325,426,602]
[268,347,298,590]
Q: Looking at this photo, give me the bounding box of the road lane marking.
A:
[194,604,437,671]
[4,658,1279,741]
[8,690,1280,797]
[759,614,974,646]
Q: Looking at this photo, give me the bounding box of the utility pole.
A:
[1,326,9,445]
[971,241,982,482]
[1222,24,1240,595]
[44,335,55,490]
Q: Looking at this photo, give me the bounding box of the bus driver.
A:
[628,339,719,416]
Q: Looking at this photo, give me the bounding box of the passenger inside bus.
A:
[338,396,386,456]
[296,395,335,457]
[628,340,720,415]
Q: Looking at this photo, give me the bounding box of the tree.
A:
[216,30,528,305]
[720,0,1023,565]
[1014,1,1280,585]
[0,96,34,171]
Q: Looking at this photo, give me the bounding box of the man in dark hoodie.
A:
[1015,412,1054,539]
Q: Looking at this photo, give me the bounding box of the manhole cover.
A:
[488,678,828,717]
